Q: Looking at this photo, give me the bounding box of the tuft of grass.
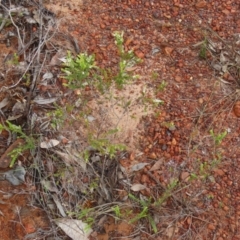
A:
[128,193,158,234]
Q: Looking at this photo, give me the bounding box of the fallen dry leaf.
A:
[131,183,146,191]
[54,150,87,171]
[33,97,58,105]
[180,171,190,182]
[149,158,164,171]
[40,139,60,149]
[131,162,149,172]
[148,152,157,159]
[55,218,92,240]
[213,168,225,176]
[129,151,135,161]
[0,97,9,109]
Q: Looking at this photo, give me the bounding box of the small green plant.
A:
[207,194,214,199]
[199,37,208,59]
[87,134,126,159]
[154,179,179,207]
[199,162,208,179]
[151,71,159,80]
[23,73,31,87]
[94,68,113,93]
[128,181,180,234]
[62,51,97,89]
[190,173,198,180]
[128,194,157,233]
[190,129,227,181]
[113,31,141,89]
[210,129,227,146]
[112,205,122,219]
[69,207,94,231]
[47,104,66,130]
[161,121,175,130]
[0,121,35,167]
[89,179,99,193]
[140,86,164,110]
[157,80,168,91]
[7,53,19,65]
[218,201,224,208]
[0,16,12,29]
[62,31,140,91]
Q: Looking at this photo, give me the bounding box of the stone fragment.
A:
[134,50,145,59]
[180,172,190,182]
[164,47,174,56]
[175,75,181,82]
[233,101,240,117]
[208,223,216,230]
[172,138,177,145]
[223,206,229,211]
[213,169,225,176]
[195,1,207,8]
[149,152,157,159]
[222,9,230,15]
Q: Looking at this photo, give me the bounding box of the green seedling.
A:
[113,31,125,56]
[155,179,178,207]
[199,37,208,59]
[94,68,113,93]
[113,31,141,89]
[199,162,208,179]
[129,206,148,223]
[129,179,178,233]
[23,74,31,87]
[140,86,164,110]
[12,53,19,65]
[157,80,168,91]
[0,16,12,28]
[69,207,94,231]
[207,194,214,199]
[7,53,20,65]
[210,129,227,146]
[83,150,90,162]
[218,201,224,208]
[47,104,66,130]
[89,179,99,193]
[62,51,97,90]
[62,31,140,91]
[112,205,122,219]
[151,71,159,80]
[88,134,125,159]
[0,121,35,167]
[128,194,157,233]
[161,121,175,130]
[190,173,198,181]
